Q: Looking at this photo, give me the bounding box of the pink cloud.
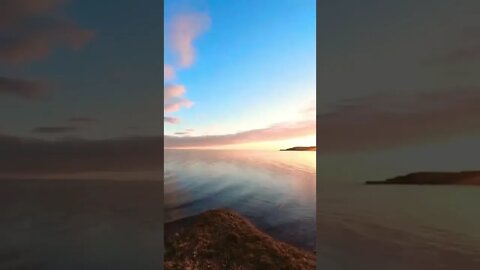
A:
[169,12,211,68]
[164,116,180,124]
[163,12,208,125]
[164,97,194,113]
[164,87,480,150]
[164,120,316,147]
[164,64,175,81]
[164,84,193,116]
[164,84,186,99]
[0,1,94,65]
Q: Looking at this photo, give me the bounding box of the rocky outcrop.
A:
[164,209,315,270]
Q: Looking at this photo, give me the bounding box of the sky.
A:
[163,0,316,149]
[317,0,480,182]
[0,0,162,140]
[2,0,479,180]
[0,0,163,178]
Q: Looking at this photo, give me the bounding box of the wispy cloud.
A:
[164,84,185,99]
[165,120,316,148]
[316,88,480,153]
[168,12,211,68]
[164,12,210,125]
[164,116,180,124]
[0,76,47,100]
[174,128,194,136]
[0,0,93,104]
[164,64,175,81]
[165,97,194,113]
[0,0,94,65]
[0,134,162,174]
[164,84,193,116]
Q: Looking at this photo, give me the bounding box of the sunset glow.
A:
[165,135,316,150]
[164,1,316,149]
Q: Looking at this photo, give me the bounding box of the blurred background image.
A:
[318,0,480,269]
[0,1,163,269]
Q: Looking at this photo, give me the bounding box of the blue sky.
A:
[164,0,316,148]
[3,0,479,178]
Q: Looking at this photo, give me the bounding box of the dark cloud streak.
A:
[32,126,78,134]
[164,116,180,124]
[0,18,94,65]
[0,76,47,99]
[0,135,162,174]
[0,0,94,65]
[316,88,480,154]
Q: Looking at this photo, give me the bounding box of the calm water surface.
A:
[317,183,480,269]
[165,149,480,269]
[0,179,162,270]
[164,149,316,250]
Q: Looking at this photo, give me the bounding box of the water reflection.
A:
[0,179,163,270]
[164,149,316,250]
[317,183,480,269]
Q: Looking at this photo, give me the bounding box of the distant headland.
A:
[366,171,480,186]
[280,146,316,151]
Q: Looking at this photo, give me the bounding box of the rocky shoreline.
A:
[164,209,315,270]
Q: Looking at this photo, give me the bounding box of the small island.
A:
[366,171,480,186]
[280,146,316,151]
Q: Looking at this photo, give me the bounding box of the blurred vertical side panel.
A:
[0,0,164,269]
[317,0,480,269]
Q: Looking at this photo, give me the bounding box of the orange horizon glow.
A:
[165,134,316,150]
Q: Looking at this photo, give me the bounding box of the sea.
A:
[1,149,478,269]
[165,149,480,269]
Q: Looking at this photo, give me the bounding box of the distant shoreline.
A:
[366,171,480,186]
[280,146,316,151]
